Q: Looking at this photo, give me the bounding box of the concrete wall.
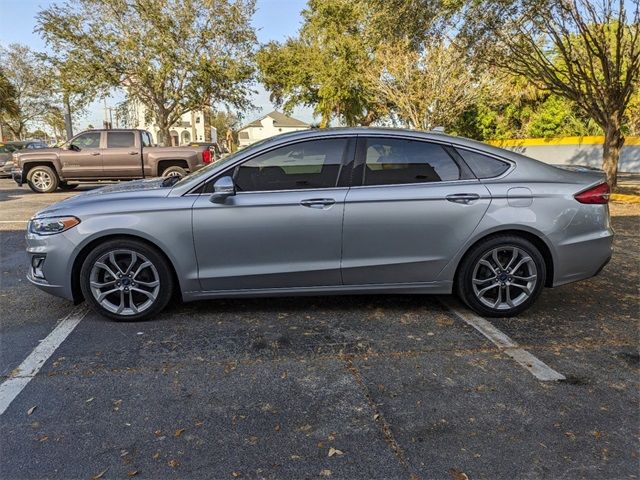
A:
[487,136,640,173]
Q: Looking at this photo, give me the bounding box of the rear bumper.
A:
[552,230,614,287]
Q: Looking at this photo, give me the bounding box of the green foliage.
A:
[37,0,257,145]
[0,44,54,140]
[257,0,382,127]
[0,67,19,119]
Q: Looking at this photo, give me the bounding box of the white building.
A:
[237,111,310,148]
[129,101,216,146]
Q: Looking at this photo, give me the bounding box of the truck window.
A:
[107,132,135,148]
[142,131,153,147]
[70,132,101,150]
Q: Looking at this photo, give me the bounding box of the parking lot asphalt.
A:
[0,178,638,479]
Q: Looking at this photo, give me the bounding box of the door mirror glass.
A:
[209,176,236,202]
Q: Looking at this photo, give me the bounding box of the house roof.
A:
[242,111,310,129]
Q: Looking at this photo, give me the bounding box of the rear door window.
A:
[362,138,460,186]
[456,149,510,178]
[107,132,135,148]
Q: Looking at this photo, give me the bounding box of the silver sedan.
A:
[25,128,613,321]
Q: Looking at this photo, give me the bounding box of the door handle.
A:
[446,193,480,204]
[90,151,100,156]
[129,151,138,155]
[300,198,336,209]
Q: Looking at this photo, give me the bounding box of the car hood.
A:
[34,178,172,217]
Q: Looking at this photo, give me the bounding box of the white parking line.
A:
[0,220,28,223]
[439,297,565,382]
[0,305,89,415]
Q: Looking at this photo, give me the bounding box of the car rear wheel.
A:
[456,235,546,317]
[161,166,187,178]
[80,239,174,321]
[27,165,59,193]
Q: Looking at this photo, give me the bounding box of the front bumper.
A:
[12,169,23,186]
[25,229,77,301]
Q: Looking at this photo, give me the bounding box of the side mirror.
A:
[209,176,236,203]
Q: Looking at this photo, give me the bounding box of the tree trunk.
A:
[602,118,625,190]
[156,117,171,147]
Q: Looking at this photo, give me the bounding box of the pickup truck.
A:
[11,129,211,193]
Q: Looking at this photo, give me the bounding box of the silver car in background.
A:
[25,128,613,321]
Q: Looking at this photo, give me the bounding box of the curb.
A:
[610,193,640,203]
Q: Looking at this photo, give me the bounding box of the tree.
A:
[460,0,640,187]
[37,0,257,146]
[0,44,54,140]
[0,67,18,118]
[257,0,384,127]
[366,39,487,130]
[210,110,240,148]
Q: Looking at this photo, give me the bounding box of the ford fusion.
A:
[26,128,613,321]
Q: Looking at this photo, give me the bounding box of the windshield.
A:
[173,136,276,188]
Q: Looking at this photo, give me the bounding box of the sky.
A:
[0,0,315,132]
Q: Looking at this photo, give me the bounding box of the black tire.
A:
[79,239,174,321]
[59,182,79,190]
[456,235,546,318]
[27,165,59,193]
[161,165,187,178]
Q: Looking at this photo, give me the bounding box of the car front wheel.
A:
[80,239,174,321]
[456,235,546,317]
[27,165,59,193]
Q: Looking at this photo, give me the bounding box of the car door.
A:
[59,131,103,178]
[341,136,491,285]
[102,131,143,178]
[192,137,355,291]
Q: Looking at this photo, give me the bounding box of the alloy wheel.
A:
[89,249,160,316]
[32,170,52,191]
[471,246,538,311]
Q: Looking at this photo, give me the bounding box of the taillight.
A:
[202,149,212,164]
[574,182,610,204]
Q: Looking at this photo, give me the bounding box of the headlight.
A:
[28,216,80,235]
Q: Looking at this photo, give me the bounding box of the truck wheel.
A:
[161,166,187,178]
[59,181,79,191]
[27,166,59,193]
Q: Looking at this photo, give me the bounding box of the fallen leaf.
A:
[320,469,332,477]
[328,447,344,457]
[92,468,109,479]
[274,424,281,432]
[448,468,469,480]
[231,472,241,477]
[246,436,259,445]
[152,452,160,460]
[27,406,37,416]
[86,397,95,403]
[373,413,380,421]
[290,455,302,460]
[195,421,204,428]
[174,428,185,438]
[167,459,180,468]
[127,471,138,477]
